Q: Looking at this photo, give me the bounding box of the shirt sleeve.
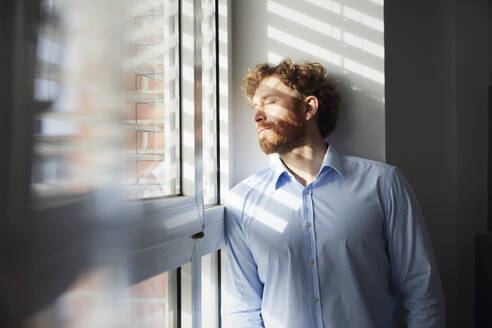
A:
[385,167,446,328]
[221,192,265,328]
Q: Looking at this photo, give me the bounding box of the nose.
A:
[254,108,266,124]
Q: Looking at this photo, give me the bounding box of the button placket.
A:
[301,185,322,326]
[307,186,323,326]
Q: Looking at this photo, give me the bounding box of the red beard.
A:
[257,109,306,155]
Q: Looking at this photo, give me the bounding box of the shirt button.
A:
[309,259,314,265]
[312,297,318,303]
[306,222,311,228]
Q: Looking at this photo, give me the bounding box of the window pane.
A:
[202,252,219,327]
[24,268,127,327]
[24,269,177,328]
[180,254,219,328]
[124,0,181,199]
[31,0,181,200]
[202,0,218,205]
[181,262,193,327]
[31,1,126,198]
[123,270,177,328]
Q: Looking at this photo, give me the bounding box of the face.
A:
[252,75,306,155]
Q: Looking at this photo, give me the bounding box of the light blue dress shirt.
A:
[222,145,445,328]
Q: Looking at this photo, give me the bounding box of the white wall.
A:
[230,0,385,184]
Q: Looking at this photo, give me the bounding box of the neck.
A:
[279,135,328,187]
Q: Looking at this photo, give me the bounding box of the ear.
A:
[303,95,319,120]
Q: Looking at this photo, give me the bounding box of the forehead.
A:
[252,75,298,103]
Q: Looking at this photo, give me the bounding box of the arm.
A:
[222,195,264,327]
[385,168,446,328]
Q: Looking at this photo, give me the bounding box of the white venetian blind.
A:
[31,0,181,200]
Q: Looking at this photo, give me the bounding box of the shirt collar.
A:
[273,144,344,190]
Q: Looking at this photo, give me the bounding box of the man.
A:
[222,59,445,327]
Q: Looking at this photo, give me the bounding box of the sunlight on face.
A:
[252,76,306,155]
[252,75,300,105]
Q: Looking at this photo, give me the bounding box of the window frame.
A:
[1,0,226,326]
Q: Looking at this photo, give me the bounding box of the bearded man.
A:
[222,59,445,328]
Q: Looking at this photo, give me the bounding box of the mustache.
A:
[256,124,275,133]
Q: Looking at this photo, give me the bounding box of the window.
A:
[124,269,178,327]
[123,0,181,199]
[1,0,226,326]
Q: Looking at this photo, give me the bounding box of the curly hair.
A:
[241,58,341,138]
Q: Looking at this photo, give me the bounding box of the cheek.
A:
[268,102,291,115]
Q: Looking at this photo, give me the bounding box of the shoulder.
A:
[224,165,276,213]
[339,154,401,192]
[229,166,275,196]
[343,154,396,172]
[224,166,276,229]
[338,155,416,219]
[340,154,418,204]
[230,166,275,194]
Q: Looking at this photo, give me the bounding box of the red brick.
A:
[136,132,165,150]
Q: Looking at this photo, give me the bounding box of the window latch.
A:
[191,231,205,239]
